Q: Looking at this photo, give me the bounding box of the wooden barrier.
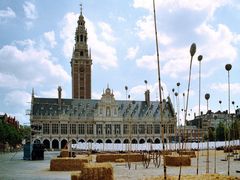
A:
[96,153,143,163]
[164,155,191,166]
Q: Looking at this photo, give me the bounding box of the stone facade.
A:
[30,8,177,150]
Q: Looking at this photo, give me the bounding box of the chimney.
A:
[58,86,62,107]
[145,90,150,106]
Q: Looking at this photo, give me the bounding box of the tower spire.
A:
[80,3,82,15]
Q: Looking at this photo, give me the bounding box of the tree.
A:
[0,122,23,149]
[208,127,215,141]
[216,121,226,141]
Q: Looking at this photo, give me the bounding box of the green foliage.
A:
[216,121,226,141]
[0,122,29,148]
[208,127,215,141]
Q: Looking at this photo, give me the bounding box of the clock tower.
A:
[71,5,92,99]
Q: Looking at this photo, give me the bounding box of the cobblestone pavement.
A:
[0,150,239,180]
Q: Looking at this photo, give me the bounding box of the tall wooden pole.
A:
[152,0,166,178]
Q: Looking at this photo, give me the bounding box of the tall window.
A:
[147,124,152,134]
[43,124,49,134]
[52,124,58,134]
[154,124,160,134]
[139,124,145,134]
[105,124,112,135]
[132,124,137,134]
[78,124,85,134]
[61,124,67,134]
[70,124,76,134]
[96,124,102,135]
[123,124,128,134]
[87,124,93,134]
[114,124,121,135]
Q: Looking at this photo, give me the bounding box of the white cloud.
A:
[23,1,37,20]
[136,15,172,45]
[25,21,34,29]
[117,16,126,22]
[0,7,16,21]
[0,73,27,89]
[39,88,66,98]
[98,22,116,42]
[4,90,31,107]
[210,83,240,94]
[136,54,157,70]
[13,39,35,47]
[0,42,70,89]
[126,46,139,60]
[133,0,229,16]
[60,12,118,69]
[60,12,78,58]
[135,47,190,77]
[196,23,239,63]
[44,31,57,48]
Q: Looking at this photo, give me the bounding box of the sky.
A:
[0,0,239,125]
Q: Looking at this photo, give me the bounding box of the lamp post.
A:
[205,93,210,174]
[225,63,232,176]
[179,43,196,180]
[219,100,222,111]
[196,55,203,175]
[177,82,181,126]
[175,92,180,149]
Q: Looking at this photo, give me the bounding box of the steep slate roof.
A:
[32,97,175,120]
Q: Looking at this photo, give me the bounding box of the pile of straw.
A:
[178,151,196,158]
[96,153,143,162]
[144,174,239,180]
[71,163,113,180]
[50,157,88,171]
[164,155,191,166]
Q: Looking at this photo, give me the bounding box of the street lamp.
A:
[205,93,210,174]
[179,43,196,179]
[197,55,202,175]
[225,63,232,176]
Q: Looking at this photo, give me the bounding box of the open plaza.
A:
[0,148,239,180]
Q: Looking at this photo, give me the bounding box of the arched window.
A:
[80,51,83,56]
[80,35,83,42]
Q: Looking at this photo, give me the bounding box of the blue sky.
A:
[0,0,239,125]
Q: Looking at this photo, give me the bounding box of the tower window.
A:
[80,51,84,56]
[80,35,83,42]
